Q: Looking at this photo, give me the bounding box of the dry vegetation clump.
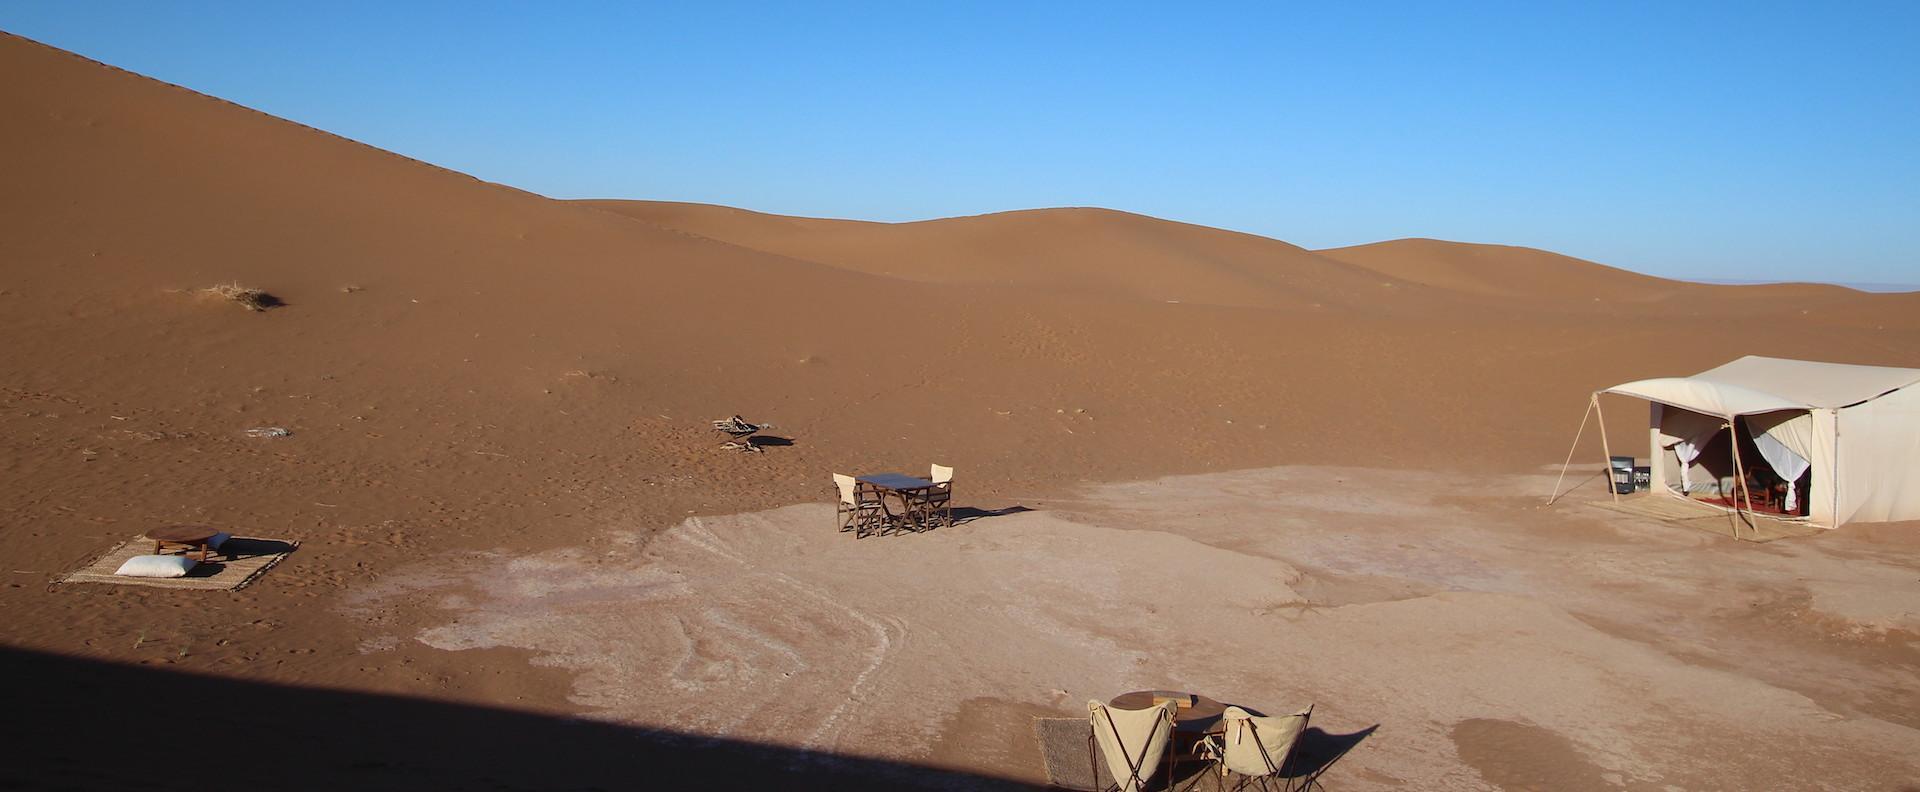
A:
[200,282,282,311]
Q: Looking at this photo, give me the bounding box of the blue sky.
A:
[4,2,1917,285]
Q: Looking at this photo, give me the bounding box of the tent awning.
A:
[1693,356,1920,408]
[1604,377,1806,417]
[1602,356,1920,417]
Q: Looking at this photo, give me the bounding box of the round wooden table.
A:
[1109,691,1227,734]
[145,525,218,563]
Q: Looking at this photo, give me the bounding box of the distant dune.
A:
[590,200,1904,318]
[582,200,1460,312]
[1314,238,1697,302]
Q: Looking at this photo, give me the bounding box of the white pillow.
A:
[115,554,197,578]
[208,532,233,550]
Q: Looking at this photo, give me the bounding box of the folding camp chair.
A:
[911,463,954,529]
[833,474,885,537]
[1197,705,1313,791]
[1088,699,1176,792]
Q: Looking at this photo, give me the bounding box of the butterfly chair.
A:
[1200,705,1313,792]
[1088,699,1176,792]
[832,474,885,538]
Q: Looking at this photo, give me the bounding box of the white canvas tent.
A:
[1551,356,1920,529]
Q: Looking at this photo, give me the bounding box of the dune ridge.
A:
[586,200,1916,320]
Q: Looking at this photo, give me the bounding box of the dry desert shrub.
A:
[200,282,281,311]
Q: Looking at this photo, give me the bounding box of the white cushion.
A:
[115,554,197,578]
[208,531,233,550]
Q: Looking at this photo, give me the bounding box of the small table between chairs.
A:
[856,473,941,533]
[145,525,219,563]
[1110,690,1229,785]
[1109,691,1228,736]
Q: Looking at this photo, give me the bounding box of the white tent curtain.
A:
[1745,411,1816,512]
[1659,406,1724,493]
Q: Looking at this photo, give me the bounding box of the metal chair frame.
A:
[910,484,952,529]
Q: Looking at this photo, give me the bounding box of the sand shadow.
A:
[0,645,1046,791]
[1282,724,1378,787]
[952,505,1035,526]
[219,537,296,559]
[749,434,795,448]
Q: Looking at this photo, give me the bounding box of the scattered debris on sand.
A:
[200,282,282,311]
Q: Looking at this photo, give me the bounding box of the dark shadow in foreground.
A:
[0,645,1044,791]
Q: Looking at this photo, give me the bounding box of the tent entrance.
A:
[1653,407,1813,519]
[1548,393,1814,540]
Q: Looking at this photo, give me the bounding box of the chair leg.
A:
[1089,733,1107,792]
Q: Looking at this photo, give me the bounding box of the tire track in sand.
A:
[670,514,907,754]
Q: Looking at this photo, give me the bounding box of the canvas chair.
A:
[1088,699,1176,792]
[911,463,954,529]
[833,474,884,537]
[1200,705,1313,792]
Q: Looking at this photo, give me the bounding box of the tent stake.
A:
[1595,393,1620,504]
[1545,395,1597,506]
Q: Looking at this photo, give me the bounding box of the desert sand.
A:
[3,30,1918,790]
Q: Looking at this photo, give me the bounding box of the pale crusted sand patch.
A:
[351,502,1305,763]
[342,466,1920,789]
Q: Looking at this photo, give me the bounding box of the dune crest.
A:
[583,199,1452,312]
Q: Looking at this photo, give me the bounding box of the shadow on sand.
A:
[0,645,1045,791]
[952,505,1035,526]
[1285,725,1379,788]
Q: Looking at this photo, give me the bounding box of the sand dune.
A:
[4,29,1919,790]
[584,200,1453,312]
[1315,238,1697,302]
[592,200,1920,323]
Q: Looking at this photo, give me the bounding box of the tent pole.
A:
[1545,395,1597,506]
[1594,393,1620,504]
[1728,418,1755,540]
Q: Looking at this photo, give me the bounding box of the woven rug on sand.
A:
[1588,494,1822,543]
[1033,717,1111,791]
[59,535,298,590]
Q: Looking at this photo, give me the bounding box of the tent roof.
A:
[1603,356,1920,416]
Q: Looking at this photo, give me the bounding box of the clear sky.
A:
[4,2,1917,286]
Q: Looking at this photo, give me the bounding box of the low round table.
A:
[1109,691,1227,734]
[145,525,218,563]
